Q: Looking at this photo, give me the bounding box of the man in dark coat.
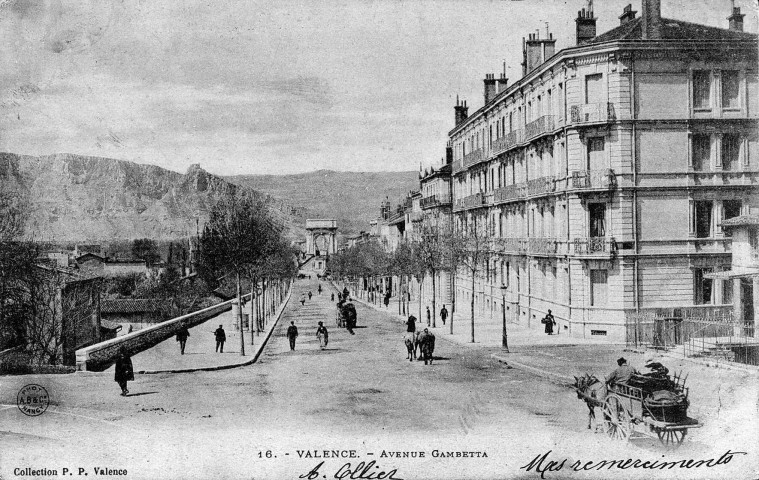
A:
[440,305,448,325]
[176,324,190,355]
[114,346,134,396]
[342,286,350,299]
[406,315,417,333]
[383,293,390,308]
[426,306,431,326]
[343,301,357,335]
[214,324,226,353]
[286,321,299,350]
[418,328,435,365]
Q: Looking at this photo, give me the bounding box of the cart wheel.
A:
[656,429,687,449]
[603,395,631,442]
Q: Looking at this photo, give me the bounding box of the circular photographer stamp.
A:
[17,384,50,416]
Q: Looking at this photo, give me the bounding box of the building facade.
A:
[446,0,758,341]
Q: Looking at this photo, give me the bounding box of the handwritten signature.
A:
[299,460,404,480]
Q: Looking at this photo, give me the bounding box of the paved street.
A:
[1,279,756,480]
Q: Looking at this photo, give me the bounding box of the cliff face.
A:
[0,153,239,241]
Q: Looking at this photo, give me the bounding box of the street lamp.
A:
[500,283,510,353]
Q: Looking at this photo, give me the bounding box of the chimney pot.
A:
[728,6,745,32]
[619,4,637,24]
[576,6,597,45]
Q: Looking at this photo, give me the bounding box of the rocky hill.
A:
[0,153,299,242]
[227,170,419,235]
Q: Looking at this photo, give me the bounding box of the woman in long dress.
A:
[316,321,329,350]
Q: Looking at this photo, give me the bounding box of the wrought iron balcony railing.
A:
[529,237,557,255]
[573,237,616,255]
[463,148,485,168]
[570,169,616,190]
[420,194,452,209]
[461,192,485,209]
[570,102,616,124]
[526,176,556,197]
[491,129,524,157]
[525,115,555,141]
[494,183,527,204]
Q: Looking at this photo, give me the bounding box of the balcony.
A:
[573,237,617,255]
[525,115,555,142]
[461,192,485,210]
[494,183,527,204]
[491,129,524,157]
[463,149,485,168]
[529,238,557,255]
[496,237,527,254]
[571,169,616,191]
[570,103,616,124]
[526,176,556,197]
[420,194,452,209]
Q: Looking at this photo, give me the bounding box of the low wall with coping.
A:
[76,294,251,372]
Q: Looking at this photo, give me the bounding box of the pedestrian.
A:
[331,292,335,302]
[440,304,448,326]
[383,293,390,308]
[343,300,357,335]
[541,309,556,335]
[286,321,299,350]
[214,324,226,352]
[418,328,436,365]
[114,346,134,396]
[176,323,190,355]
[406,314,417,333]
[337,292,342,302]
[308,291,313,300]
[342,286,349,299]
[300,293,306,306]
[318,284,323,295]
[426,306,431,326]
[316,321,329,350]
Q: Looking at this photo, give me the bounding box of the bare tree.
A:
[451,216,490,343]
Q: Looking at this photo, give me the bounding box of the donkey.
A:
[404,333,420,361]
[574,374,607,431]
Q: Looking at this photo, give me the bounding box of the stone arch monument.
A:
[305,219,337,257]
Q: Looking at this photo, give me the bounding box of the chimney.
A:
[576,7,597,45]
[445,142,453,165]
[497,73,508,94]
[483,74,497,104]
[728,6,745,32]
[619,4,637,25]
[641,0,662,40]
[522,31,557,75]
[454,97,469,126]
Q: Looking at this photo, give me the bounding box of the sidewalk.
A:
[109,288,291,374]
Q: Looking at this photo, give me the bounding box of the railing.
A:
[420,194,452,209]
[463,149,485,168]
[497,237,524,253]
[494,183,527,204]
[461,192,485,209]
[525,115,555,141]
[571,169,616,190]
[491,129,524,157]
[529,237,557,255]
[527,176,555,197]
[570,103,616,124]
[573,237,615,255]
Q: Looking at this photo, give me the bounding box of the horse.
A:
[403,333,416,361]
[573,374,607,431]
[418,331,435,365]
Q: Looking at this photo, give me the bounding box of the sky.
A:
[0,0,756,176]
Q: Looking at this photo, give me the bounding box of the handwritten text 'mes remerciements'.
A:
[521,450,747,479]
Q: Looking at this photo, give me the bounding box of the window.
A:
[589,203,606,238]
[695,200,713,238]
[590,269,608,306]
[693,71,711,109]
[587,137,605,170]
[585,73,603,105]
[723,200,742,237]
[692,134,710,171]
[694,268,713,305]
[721,134,740,171]
[722,71,740,109]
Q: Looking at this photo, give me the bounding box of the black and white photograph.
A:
[1,0,757,478]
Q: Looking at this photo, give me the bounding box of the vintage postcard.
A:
[1,0,757,479]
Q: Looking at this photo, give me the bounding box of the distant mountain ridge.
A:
[227,170,420,236]
[0,152,295,242]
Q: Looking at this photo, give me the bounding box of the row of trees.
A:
[197,192,297,355]
[330,220,491,343]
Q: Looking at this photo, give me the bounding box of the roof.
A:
[76,253,105,262]
[720,215,759,228]
[101,298,170,314]
[589,17,757,44]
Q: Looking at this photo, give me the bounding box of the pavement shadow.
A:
[126,391,159,397]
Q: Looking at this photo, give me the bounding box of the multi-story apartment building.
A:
[447,0,758,341]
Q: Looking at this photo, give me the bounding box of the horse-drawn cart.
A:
[576,369,701,448]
